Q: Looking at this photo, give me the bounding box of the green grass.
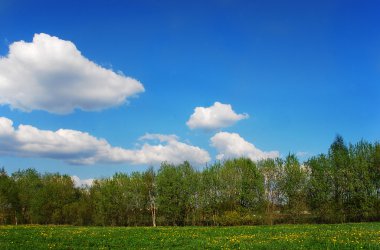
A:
[0,223,379,249]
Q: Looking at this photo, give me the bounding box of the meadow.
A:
[0,223,379,249]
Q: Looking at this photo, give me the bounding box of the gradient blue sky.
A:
[0,0,379,180]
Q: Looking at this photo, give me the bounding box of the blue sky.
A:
[0,0,379,181]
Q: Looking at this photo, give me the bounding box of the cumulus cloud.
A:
[210,131,279,161]
[0,117,210,166]
[187,102,248,130]
[0,33,144,114]
[71,176,94,187]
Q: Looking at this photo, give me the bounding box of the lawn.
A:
[0,223,379,249]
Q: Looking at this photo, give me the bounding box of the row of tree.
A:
[0,136,379,226]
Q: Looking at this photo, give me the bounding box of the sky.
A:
[0,0,379,183]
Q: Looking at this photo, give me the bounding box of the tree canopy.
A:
[0,136,379,226]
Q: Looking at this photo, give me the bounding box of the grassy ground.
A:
[0,223,379,249]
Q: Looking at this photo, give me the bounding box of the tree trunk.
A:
[151,203,156,227]
[149,190,156,227]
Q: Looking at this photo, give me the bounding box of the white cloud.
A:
[296,151,310,157]
[187,102,248,130]
[0,117,210,166]
[139,133,179,142]
[0,33,144,114]
[71,175,94,187]
[210,131,279,161]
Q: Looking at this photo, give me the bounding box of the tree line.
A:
[0,135,379,226]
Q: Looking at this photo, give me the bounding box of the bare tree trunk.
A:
[151,203,156,227]
[149,190,156,227]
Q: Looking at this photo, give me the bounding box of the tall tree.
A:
[156,161,197,226]
[280,154,308,223]
[199,162,223,225]
[372,143,380,218]
[34,173,77,224]
[347,141,375,221]
[328,135,350,222]
[92,174,130,226]
[0,168,19,225]
[156,162,182,225]
[143,167,157,227]
[307,154,335,222]
[260,158,283,225]
[12,168,41,224]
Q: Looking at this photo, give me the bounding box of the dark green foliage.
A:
[280,154,308,222]
[307,154,335,222]
[156,161,198,226]
[0,168,19,224]
[306,137,380,223]
[11,169,41,224]
[0,136,379,226]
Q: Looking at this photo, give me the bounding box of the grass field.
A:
[0,223,379,249]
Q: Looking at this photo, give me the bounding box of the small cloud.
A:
[296,151,311,158]
[187,102,248,131]
[0,33,144,114]
[139,133,179,142]
[71,175,94,187]
[210,131,279,161]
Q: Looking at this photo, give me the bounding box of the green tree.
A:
[91,174,129,226]
[260,158,283,225]
[280,154,308,223]
[33,173,77,224]
[156,161,197,226]
[347,141,375,221]
[12,168,41,224]
[307,154,335,222]
[0,168,19,224]
[128,172,150,226]
[198,162,223,225]
[372,143,380,218]
[328,135,350,222]
[143,167,157,227]
[62,187,93,225]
